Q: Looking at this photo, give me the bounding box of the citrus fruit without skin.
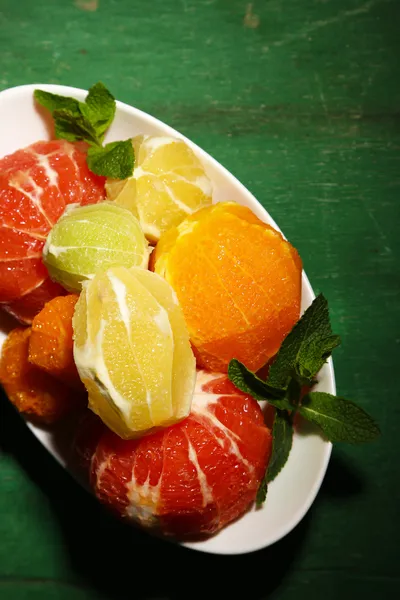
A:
[29,294,82,389]
[152,201,302,373]
[0,140,105,307]
[77,371,272,538]
[106,135,212,243]
[43,202,149,292]
[73,265,196,439]
[0,327,83,423]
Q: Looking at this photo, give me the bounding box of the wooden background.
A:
[0,0,399,598]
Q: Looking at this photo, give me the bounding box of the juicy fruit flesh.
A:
[29,294,82,388]
[87,371,272,537]
[130,269,195,420]
[153,202,302,372]
[0,140,105,303]
[0,327,80,423]
[73,266,195,438]
[43,202,149,292]
[106,135,212,242]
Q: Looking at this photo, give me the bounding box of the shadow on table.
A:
[0,395,366,600]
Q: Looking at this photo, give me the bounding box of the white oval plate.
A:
[0,84,335,555]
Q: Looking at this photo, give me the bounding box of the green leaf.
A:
[87,140,134,179]
[34,83,115,147]
[267,294,341,390]
[80,82,116,141]
[34,83,129,178]
[53,109,99,145]
[228,359,290,409]
[34,90,81,116]
[299,392,381,443]
[256,409,293,505]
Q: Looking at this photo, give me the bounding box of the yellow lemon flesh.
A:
[106,135,212,243]
[73,265,196,438]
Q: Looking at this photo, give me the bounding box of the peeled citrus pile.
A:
[0,127,302,538]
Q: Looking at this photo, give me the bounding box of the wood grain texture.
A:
[0,0,399,598]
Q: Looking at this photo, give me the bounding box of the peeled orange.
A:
[152,202,302,373]
[0,327,81,423]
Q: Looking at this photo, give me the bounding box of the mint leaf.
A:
[299,392,380,443]
[35,83,134,179]
[267,410,294,482]
[228,359,290,409]
[267,294,340,390]
[87,140,134,179]
[257,410,293,505]
[35,83,115,143]
[34,90,81,117]
[80,82,116,141]
[53,109,99,145]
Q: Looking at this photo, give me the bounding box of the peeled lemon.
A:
[43,202,149,292]
[106,135,212,242]
[73,266,196,438]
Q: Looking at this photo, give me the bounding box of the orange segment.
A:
[0,327,81,423]
[152,202,302,372]
[28,295,82,388]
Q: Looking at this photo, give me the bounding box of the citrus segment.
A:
[43,202,149,292]
[73,266,195,438]
[152,201,302,372]
[28,294,82,388]
[106,135,212,242]
[131,268,194,420]
[78,371,272,537]
[0,327,82,423]
[0,140,105,303]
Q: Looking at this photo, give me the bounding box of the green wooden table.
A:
[1,0,399,598]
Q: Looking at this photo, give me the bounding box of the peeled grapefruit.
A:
[78,371,272,537]
[0,140,105,317]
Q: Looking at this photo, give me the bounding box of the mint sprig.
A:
[80,82,115,141]
[34,83,133,180]
[228,294,380,504]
